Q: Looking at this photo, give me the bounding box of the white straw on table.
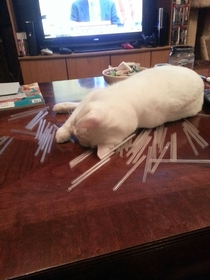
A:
[47,128,56,154]
[127,135,152,165]
[38,119,46,140]
[68,157,111,192]
[0,136,9,146]
[100,133,136,160]
[170,132,177,161]
[34,125,52,157]
[126,129,151,158]
[150,141,171,174]
[183,128,199,156]
[184,119,199,133]
[8,106,49,121]
[38,122,50,146]
[69,149,94,168]
[11,129,36,136]
[159,127,168,153]
[35,119,43,139]
[197,113,210,117]
[0,137,13,155]
[40,125,53,150]
[113,155,146,191]
[25,110,44,130]
[150,159,210,164]
[142,146,152,183]
[184,126,206,148]
[40,128,54,163]
[71,152,114,185]
[27,111,48,131]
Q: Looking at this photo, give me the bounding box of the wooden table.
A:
[0,76,210,280]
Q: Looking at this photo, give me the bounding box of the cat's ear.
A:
[75,110,102,128]
[97,144,111,159]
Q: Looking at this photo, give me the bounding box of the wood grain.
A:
[0,76,210,279]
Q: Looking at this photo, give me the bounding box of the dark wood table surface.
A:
[0,76,210,280]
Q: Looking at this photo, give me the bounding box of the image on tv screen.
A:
[38,0,143,38]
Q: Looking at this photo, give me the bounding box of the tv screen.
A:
[13,0,156,53]
[38,0,143,52]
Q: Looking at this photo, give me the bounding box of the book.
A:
[0,83,45,111]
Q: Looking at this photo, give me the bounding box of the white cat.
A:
[53,65,204,159]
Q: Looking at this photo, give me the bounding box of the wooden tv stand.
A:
[19,46,172,84]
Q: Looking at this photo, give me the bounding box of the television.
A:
[12,0,157,53]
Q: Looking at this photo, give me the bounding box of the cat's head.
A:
[65,101,136,158]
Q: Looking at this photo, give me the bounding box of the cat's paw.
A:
[55,127,71,143]
[53,102,79,113]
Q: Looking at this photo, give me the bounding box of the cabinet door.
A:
[110,52,150,68]
[67,56,110,79]
[151,49,171,67]
[20,59,68,84]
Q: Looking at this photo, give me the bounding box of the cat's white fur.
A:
[53,66,204,159]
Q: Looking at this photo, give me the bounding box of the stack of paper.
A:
[0,82,45,111]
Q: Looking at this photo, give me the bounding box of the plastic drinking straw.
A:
[197,113,210,117]
[38,122,50,145]
[68,157,111,192]
[27,111,48,130]
[132,135,152,163]
[34,124,49,156]
[47,128,56,153]
[183,128,199,156]
[0,136,9,146]
[100,133,136,160]
[0,137,13,155]
[25,110,44,130]
[170,132,177,161]
[71,152,115,185]
[35,119,43,139]
[159,127,168,153]
[38,119,46,140]
[34,125,52,156]
[40,127,53,163]
[150,141,171,174]
[69,149,94,168]
[183,125,206,148]
[38,122,50,144]
[150,159,210,164]
[127,135,152,165]
[40,125,53,150]
[126,129,151,157]
[8,106,49,121]
[156,124,164,150]
[11,129,36,136]
[184,119,199,133]
[142,146,152,183]
[113,155,146,191]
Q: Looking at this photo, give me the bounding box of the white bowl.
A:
[102,66,147,85]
